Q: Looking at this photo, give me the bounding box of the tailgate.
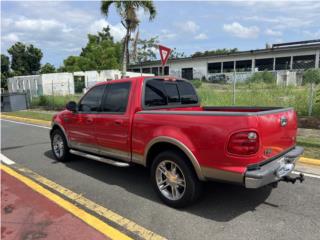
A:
[258,108,297,159]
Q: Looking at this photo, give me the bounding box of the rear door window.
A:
[101,82,131,113]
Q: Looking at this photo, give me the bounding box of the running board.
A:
[70,149,130,167]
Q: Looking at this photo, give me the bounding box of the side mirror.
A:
[66,101,77,112]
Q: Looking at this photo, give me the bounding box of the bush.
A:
[303,68,320,85]
[247,71,276,84]
[191,79,202,88]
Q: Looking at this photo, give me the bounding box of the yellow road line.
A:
[12,165,166,240]
[299,157,320,166]
[0,114,51,126]
[0,164,132,240]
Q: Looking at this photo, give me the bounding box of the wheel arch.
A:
[50,123,70,147]
[144,137,205,181]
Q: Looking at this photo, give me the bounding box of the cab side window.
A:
[101,82,131,113]
[78,85,105,112]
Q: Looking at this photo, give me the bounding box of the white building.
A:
[128,39,320,85]
[7,70,154,96]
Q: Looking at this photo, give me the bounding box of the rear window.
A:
[144,79,198,108]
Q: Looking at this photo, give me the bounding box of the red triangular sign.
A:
[159,45,171,66]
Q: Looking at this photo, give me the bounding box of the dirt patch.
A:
[298,117,320,129]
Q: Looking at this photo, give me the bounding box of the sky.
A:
[1,0,320,67]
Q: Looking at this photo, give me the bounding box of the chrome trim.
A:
[143,136,205,180]
[245,146,304,188]
[132,152,144,165]
[137,107,294,117]
[99,146,131,162]
[70,149,130,167]
[201,167,244,184]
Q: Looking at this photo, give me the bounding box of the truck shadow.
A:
[44,150,273,222]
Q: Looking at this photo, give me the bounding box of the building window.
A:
[208,62,222,73]
[142,68,151,73]
[152,67,159,75]
[236,60,252,72]
[132,68,140,73]
[181,68,193,80]
[164,66,169,75]
[275,57,291,70]
[223,61,234,72]
[255,58,274,71]
[293,55,316,69]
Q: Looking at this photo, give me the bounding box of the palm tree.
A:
[101,0,156,76]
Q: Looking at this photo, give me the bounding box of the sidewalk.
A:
[1,170,109,240]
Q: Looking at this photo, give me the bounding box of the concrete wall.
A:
[7,75,41,97]
[41,73,74,95]
[8,70,155,96]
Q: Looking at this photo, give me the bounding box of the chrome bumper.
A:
[245,146,304,188]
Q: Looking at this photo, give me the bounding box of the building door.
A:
[181,68,193,80]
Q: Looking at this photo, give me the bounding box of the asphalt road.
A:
[1,119,320,240]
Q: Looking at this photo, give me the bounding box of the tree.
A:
[101,0,156,76]
[40,63,56,74]
[1,54,10,89]
[169,48,187,59]
[7,42,43,75]
[303,68,320,85]
[130,35,159,63]
[61,27,122,72]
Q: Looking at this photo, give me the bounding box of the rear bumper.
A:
[244,146,304,188]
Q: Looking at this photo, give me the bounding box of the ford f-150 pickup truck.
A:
[50,76,304,207]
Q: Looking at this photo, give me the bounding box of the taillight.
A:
[227,131,259,155]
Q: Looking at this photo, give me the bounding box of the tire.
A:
[151,150,203,208]
[51,129,70,162]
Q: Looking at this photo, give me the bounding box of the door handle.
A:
[114,119,123,126]
[86,118,93,124]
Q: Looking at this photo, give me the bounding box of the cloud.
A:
[159,29,177,40]
[176,20,199,33]
[243,16,313,29]
[194,33,208,40]
[2,33,20,43]
[223,22,259,38]
[265,28,282,37]
[88,19,125,41]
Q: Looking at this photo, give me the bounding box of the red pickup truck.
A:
[50,76,304,207]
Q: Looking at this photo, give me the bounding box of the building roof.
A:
[129,39,320,67]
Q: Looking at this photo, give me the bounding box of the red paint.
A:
[53,76,297,179]
[1,171,108,240]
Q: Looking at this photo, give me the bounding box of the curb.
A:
[298,157,320,166]
[1,114,320,166]
[0,114,51,127]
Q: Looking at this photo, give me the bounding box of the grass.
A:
[31,95,81,111]
[297,136,320,159]
[2,110,54,121]
[197,83,320,117]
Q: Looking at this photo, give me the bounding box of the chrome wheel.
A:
[156,160,186,201]
[52,134,64,158]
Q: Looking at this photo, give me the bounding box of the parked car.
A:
[50,76,304,207]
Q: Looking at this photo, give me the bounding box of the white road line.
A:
[1,119,50,129]
[0,153,16,165]
[292,171,320,179]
